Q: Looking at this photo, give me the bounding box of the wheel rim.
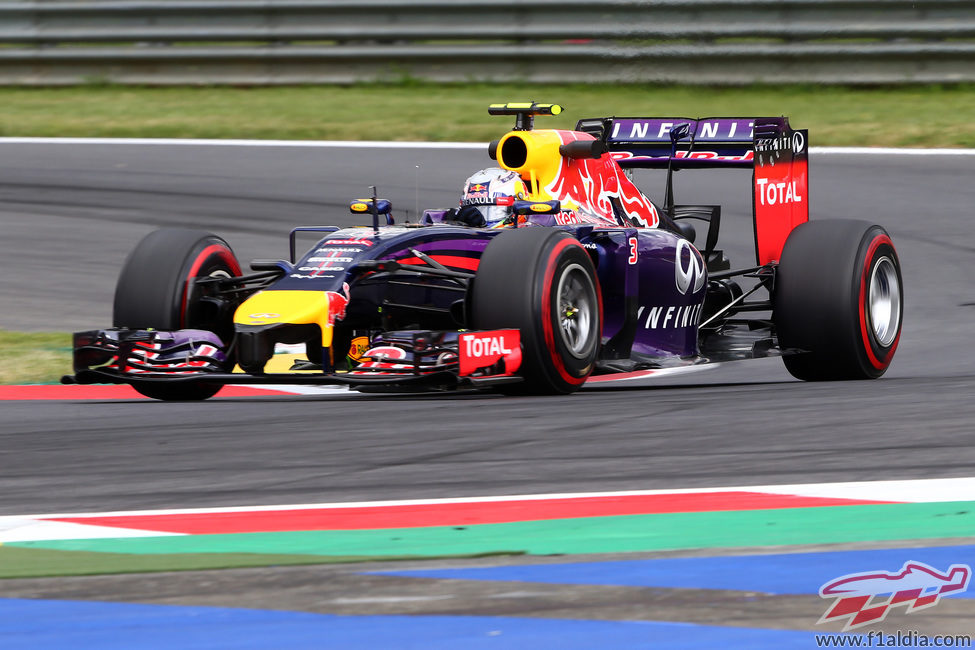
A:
[868,256,901,347]
[556,263,596,359]
[184,264,236,333]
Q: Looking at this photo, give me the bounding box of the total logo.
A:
[324,238,374,247]
[464,335,511,357]
[756,178,803,206]
[458,329,521,376]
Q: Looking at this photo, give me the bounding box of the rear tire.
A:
[471,228,601,394]
[113,228,242,400]
[774,219,902,380]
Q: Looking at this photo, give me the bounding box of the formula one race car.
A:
[64,102,903,399]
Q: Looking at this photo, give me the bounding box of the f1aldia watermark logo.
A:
[818,560,971,631]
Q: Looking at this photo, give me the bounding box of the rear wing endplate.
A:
[576,116,809,264]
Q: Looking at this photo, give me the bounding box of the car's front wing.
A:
[61,328,524,392]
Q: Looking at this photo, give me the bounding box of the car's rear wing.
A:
[575,116,809,265]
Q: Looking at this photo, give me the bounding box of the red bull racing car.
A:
[64,102,903,399]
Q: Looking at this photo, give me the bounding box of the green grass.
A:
[0,546,368,578]
[0,82,973,147]
[0,331,71,385]
[0,545,519,579]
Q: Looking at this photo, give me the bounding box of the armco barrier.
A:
[0,0,972,85]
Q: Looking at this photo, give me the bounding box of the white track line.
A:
[6,477,975,522]
[0,519,180,543]
[811,147,975,156]
[243,384,355,396]
[1,137,974,156]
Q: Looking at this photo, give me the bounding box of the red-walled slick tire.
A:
[774,219,903,381]
[471,227,601,394]
[113,228,243,400]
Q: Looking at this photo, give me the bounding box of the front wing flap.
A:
[71,329,229,376]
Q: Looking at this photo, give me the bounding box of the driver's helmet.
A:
[460,168,527,226]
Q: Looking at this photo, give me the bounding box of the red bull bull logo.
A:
[818,561,971,631]
[326,282,351,322]
[465,182,489,200]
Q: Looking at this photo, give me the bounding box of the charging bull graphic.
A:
[818,561,971,631]
[546,131,661,228]
[494,127,660,228]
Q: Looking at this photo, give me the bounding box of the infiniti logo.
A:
[792,131,806,154]
[675,239,706,295]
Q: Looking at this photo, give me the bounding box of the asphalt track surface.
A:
[2,141,974,516]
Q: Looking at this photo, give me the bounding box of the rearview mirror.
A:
[350,198,394,225]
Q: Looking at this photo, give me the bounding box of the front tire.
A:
[113,228,242,400]
[471,228,601,394]
[774,219,903,380]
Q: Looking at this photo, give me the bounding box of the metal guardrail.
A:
[0,0,973,85]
